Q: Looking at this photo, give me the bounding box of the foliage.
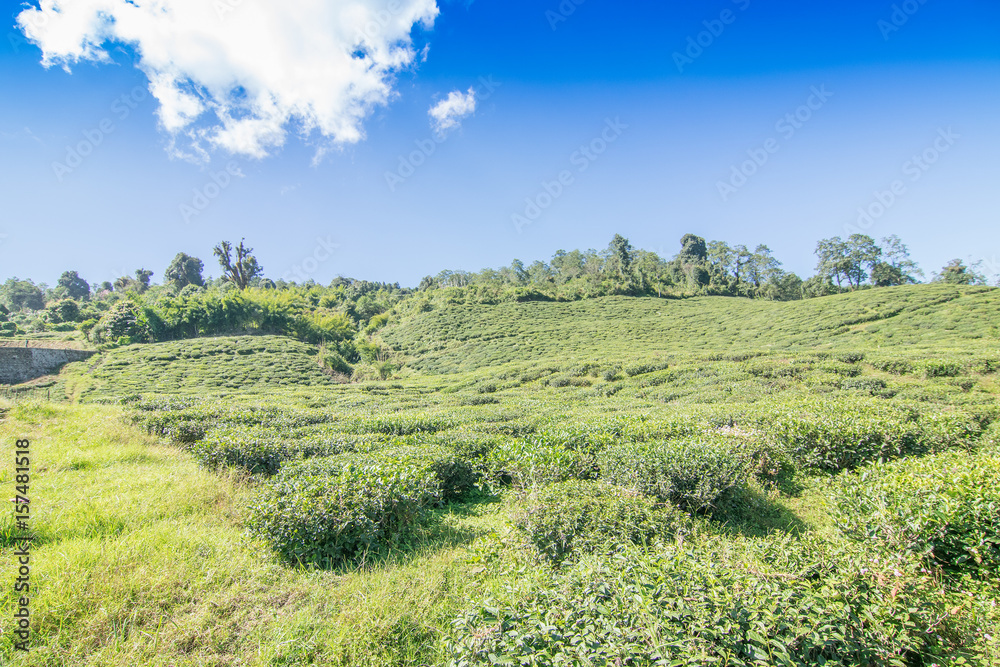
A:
[598,437,759,512]
[56,270,91,300]
[89,300,151,345]
[830,449,1000,577]
[164,252,205,288]
[511,480,687,564]
[214,238,263,289]
[445,536,940,666]
[245,453,442,566]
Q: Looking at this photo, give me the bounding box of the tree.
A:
[165,253,205,288]
[608,234,634,279]
[815,237,848,289]
[678,234,708,263]
[114,269,153,294]
[707,241,734,277]
[843,234,881,289]
[933,259,986,285]
[762,271,803,301]
[876,235,923,285]
[57,271,90,300]
[0,278,45,311]
[746,245,782,289]
[213,239,263,290]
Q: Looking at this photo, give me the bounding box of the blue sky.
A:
[1,0,998,288]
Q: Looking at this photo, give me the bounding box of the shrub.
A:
[599,438,754,512]
[89,300,151,344]
[444,535,938,666]
[742,358,800,379]
[836,351,865,363]
[192,425,346,475]
[830,449,1000,577]
[923,359,963,378]
[511,480,687,564]
[817,360,862,377]
[320,348,352,375]
[870,358,913,375]
[386,445,477,500]
[483,440,597,490]
[840,377,887,393]
[246,455,440,566]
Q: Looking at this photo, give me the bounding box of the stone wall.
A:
[0,347,96,385]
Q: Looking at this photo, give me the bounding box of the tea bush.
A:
[246,454,441,566]
[444,535,939,666]
[598,438,755,511]
[923,359,964,378]
[483,440,597,490]
[510,480,687,564]
[191,425,347,475]
[830,450,1000,577]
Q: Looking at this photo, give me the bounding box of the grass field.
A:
[2,285,1000,665]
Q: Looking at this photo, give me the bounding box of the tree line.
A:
[0,233,992,358]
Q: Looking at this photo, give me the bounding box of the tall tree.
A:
[213,239,263,290]
[842,234,881,289]
[678,234,708,264]
[0,278,45,311]
[165,253,205,288]
[608,234,635,279]
[707,241,734,277]
[933,259,986,285]
[57,271,90,300]
[746,245,782,289]
[815,237,849,289]
[873,235,923,286]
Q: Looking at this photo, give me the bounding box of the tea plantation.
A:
[2,285,999,666]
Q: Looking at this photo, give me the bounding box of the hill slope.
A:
[380,285,1000,374]
[59,335,334,400]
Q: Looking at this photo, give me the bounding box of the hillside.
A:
[58,335,334,400]
[381,285,1000,374]
[4,284,1000,665]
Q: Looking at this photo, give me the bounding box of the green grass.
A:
[0,402,515,666]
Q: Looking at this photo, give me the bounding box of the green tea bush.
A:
[830,449,1000,577]
[840,377,887,393]
[192,425,346,475]
[870,357,913,375]
[385,445,477,500]
[817,360,862,377]
[445,535,939,666]
[836,351,865,363]
[742,358,800,379]
[923,359,963,378]
[598,438,754,511]
[246,454,441,566]
[511,480,687,564]
[746,398,981,471]
[483,440,597,490]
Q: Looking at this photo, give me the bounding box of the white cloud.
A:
[17,0,439,161]
[428,87,476,135]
